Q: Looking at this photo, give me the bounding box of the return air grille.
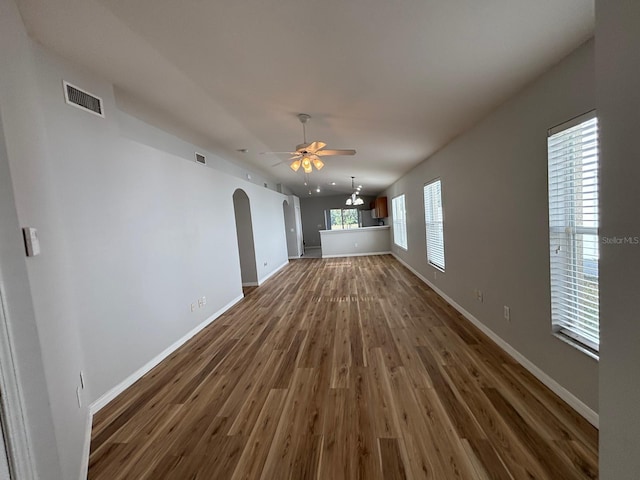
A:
[195,153,207,165]
[63,81,104,117]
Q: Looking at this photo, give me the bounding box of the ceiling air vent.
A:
[195,153,207,165]
[63,81,104,117]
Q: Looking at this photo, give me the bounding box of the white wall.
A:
[596,2,640,478]
[115,89,294,197]
[0,109,61,480]
[0,1,71,478]
[0,429,8,480]
[0,5,289,478]
[383,40,598,414]
[321,226,391,257]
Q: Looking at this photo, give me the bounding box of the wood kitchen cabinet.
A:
[370,196,388,218]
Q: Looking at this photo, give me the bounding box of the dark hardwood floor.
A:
[88,255,598,479]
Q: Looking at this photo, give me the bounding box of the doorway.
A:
[232,189,258,287]
[282,200,297,258]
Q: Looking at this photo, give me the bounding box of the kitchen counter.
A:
[319,225,391,258]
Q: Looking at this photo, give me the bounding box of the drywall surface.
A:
[320,226,391,257]
[596,2,640,478]
[300,194,376,247]
[0,1,71,478]
[114,90,293,196]
[384,40,598,412]
[0,8,289,478]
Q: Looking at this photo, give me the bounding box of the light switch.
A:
[22,227,40,257]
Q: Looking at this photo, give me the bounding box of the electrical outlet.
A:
[263,261,268,267]
[202,296,206,305]
[190,303,196,312]
[504,305,511,322]
[354,242,358,247]
[198,298,203,308]
[476,289,484,303]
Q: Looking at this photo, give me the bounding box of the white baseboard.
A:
[322,251,391,259]
[258,259,289,285]
[391,253,599,428]
[89,294,243,415]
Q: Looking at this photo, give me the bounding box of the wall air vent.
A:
[63,81,104,117]
[195,153,207,165]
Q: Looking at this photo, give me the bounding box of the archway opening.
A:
[232,189,258,290]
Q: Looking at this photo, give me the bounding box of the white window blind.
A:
[548,113,599,353]
[424,179,445,270]
[392,194,408,249]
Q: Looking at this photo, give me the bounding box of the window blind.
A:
[424,180,445,270]
[392,194,408,249]
[548,114,599,352]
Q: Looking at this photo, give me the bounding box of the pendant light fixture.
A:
[345,177,364,206]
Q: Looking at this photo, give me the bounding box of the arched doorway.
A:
[232,189,258,286]
[282,199,297,258]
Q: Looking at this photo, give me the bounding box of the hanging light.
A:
[345,176,364,206]
[290,159,301,172]
[301,157,312,173]
[311,157,324,170]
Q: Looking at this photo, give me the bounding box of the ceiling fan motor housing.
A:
[296,143,311,152]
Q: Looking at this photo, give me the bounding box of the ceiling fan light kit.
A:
[264,113,356,176]
[301,157,313,173]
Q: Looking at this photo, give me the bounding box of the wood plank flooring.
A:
[89,255,598,479]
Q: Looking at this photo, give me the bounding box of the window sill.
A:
[552,332,599,361]
[428,261,445,273]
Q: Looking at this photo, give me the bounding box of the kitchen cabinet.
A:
[370,196,388,218]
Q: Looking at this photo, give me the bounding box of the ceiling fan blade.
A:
[306,141,326,153]
[316,149,356,156]
[289,155,301,161]
[259,151,297,155]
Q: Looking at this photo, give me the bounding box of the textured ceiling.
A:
[17,0,594,197]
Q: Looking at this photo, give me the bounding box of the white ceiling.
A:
[17,0,593,197]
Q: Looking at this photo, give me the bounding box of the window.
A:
[547,113,599,353]
[424,179,445,270]
[328,208,359,230]
[392,194,408,249]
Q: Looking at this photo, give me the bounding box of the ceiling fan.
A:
[262,113,356,173]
